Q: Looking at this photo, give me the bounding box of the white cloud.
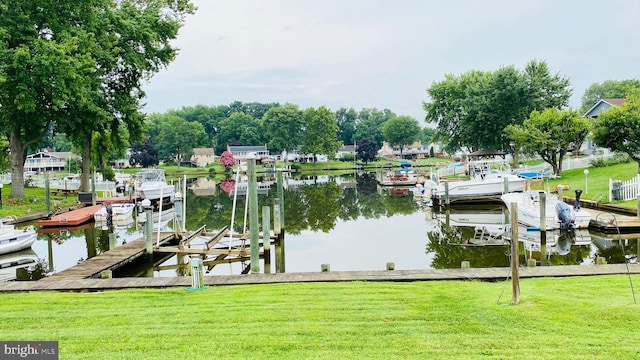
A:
[144,0,640,120]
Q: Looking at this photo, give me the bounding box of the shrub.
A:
[590,153,632,167]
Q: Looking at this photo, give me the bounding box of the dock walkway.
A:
[1,264,638,292]
[42,232,176,280]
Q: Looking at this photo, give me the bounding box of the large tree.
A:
[0,1,99,197]
[335,107,358,145]
[301,106,341,163]
[382,116,421,158]
[355,138,378,164]
[504,108,590,176]
[580,79,640,114]
[262,104,303,155]
[354,108,396,148]
[423,60,571,154]
[216,112,263,153]
[154,114,208,170]
[592,91,640,174]
[0,0,194,197]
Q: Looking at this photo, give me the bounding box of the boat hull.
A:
[0,228,37,255]
[501,191,591,230]
[432,174,527,200]
[94,203,135,222]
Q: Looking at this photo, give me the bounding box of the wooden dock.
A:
[0,264,638,292]
[37,205,103,228]
[41,232,177,280]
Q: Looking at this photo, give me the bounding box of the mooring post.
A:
[510,202,520,304]
[47,238,54,273]
[539,192,547,266]
[275,170,286,273]
[277,170,285,229]
[262,206,271,274]
[247,154,260,273]
[444,181,450,205]
[174,191,183,232]
[45,174,50,216]
[142,199,153,255]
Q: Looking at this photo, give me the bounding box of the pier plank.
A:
[42,232,176,280]
[2,264,638,292]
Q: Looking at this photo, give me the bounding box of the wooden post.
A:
[503,176,508,194]
[273,198,281,234]
[510,202,520,304]
[45,174,51,216]
[444,181,450,205]
[539,192,547,266]
[47,238,54,273]
[275,170,286,273]
[144,206,153,255]
[539,192,546,231]
[262,205,271,274]
[277,170,285,229]
[248,155,260,273]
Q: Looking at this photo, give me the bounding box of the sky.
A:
[142,0,640,122]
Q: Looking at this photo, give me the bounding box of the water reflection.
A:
[4,171,639,280]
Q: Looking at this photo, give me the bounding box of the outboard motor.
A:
[555,202,575,231]
[574,189,583,211]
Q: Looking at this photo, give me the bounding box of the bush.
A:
[590,153,632,168]
[339,154,355,162]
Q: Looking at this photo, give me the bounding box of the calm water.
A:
[5,171,639,280]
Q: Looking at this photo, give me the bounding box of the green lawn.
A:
[547,162,638,207]
[1,276,638,359]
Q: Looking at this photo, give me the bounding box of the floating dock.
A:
[37,205,103,228]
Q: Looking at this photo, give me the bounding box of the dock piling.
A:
[262,206,271,274]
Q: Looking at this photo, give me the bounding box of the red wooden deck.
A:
[37,205,103,228]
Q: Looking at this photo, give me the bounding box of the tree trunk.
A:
[80,135,92,192]
[8,129,27,199]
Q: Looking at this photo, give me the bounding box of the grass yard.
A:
[1,276,638,359]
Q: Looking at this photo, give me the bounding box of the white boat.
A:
[0,249,39,281]
[135,169,174,200]
[136,207,175,224]
[501,190,591,231]
[430,171,527,203]
[93,203,136,222]
[0,220,37,255]
[378,169,419,187]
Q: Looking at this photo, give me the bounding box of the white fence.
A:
[610,175,639,202]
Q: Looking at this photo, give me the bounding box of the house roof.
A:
[468,149,505,160]
[193,148,214,156]
[602,98,626,107]
[583,98,626,118]
[228,145,267,152]
[27,151,79,160]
